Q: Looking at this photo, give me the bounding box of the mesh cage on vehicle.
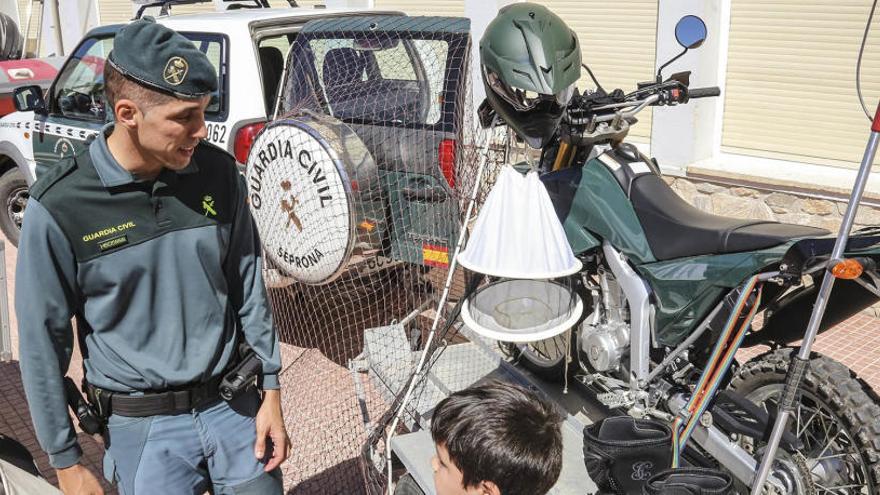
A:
[253,15,518,493]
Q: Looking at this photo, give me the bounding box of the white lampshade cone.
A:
[457,166,581,279]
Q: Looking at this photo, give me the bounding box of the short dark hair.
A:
[430,381,564,495]
[103,62,175,114]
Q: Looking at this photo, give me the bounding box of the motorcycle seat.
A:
[630,173,828,261]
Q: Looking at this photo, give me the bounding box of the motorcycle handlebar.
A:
[564,85,721,126]
[688,87,721,99]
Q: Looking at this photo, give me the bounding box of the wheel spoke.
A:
[816,406,838,445]
[742,379,872,494]
[815,430,844,462]
[797,408,822,437]
[796,403,802,442]
[812,452,855,462]
[814,482,864,491]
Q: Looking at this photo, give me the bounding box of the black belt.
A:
[90,374,224,418]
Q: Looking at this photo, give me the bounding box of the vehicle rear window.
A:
[281,30,465,131]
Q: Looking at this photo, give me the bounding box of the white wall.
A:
[0,0,17,21]
[465,0,521,105]
[650,0,729,175]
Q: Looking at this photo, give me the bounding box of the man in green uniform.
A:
[16,18,288,494]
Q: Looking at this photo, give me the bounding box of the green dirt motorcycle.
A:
[480,5,880,493]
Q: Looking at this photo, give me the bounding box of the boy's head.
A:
[429,381,564,495]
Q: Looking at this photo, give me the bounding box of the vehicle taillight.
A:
[234,121,267,165]
[438,139,456,188]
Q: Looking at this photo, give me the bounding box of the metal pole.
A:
[34,0,42,59]
[750,105,880,494]
[385,131,493,494]
[48,0,62,57]
[0,240,12,362]
[21,0,35,59]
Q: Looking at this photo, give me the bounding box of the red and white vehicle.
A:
[0,57,63,117]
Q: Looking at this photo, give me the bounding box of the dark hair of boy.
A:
[430,381,564,495]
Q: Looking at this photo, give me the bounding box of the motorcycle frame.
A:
[601,238,784,488]
[602,232,880,491]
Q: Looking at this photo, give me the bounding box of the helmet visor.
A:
[484,67,575,111]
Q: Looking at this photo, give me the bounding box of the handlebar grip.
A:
[688,87,721,99]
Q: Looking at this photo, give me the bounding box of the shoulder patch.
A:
[193,140,238,184]
[29,157,78,200]
[196,139,236,162]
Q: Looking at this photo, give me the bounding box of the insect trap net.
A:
[244,15,524,494]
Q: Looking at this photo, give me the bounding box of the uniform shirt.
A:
[15,126,281,469]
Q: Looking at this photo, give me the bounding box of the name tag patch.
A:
[99,235,129,252]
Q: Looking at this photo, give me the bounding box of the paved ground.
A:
[2,237,879,494]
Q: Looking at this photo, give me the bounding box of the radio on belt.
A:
[220,350,263,401]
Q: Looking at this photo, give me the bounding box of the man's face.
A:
[135,96,209,169]
[431,444,491,495]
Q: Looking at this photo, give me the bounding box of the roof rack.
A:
[132,0,299,19]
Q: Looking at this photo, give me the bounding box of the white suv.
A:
[0,4,396,245]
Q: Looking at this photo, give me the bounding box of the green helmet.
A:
[480,3,581,148]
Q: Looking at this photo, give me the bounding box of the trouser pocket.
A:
[103,415,154,495]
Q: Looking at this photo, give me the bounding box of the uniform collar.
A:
[90,123,200,188]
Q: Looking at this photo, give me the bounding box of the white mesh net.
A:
[247,15,518,494]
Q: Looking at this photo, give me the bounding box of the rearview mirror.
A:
[675,15,707,49]
[13,85,46,114]
[657,16,708,82]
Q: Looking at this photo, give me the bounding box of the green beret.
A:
[107,17,218,98]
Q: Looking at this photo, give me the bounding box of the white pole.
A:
[0,241,11,362]
[385,131,493,494]
[48,0,62,56]
[750,108,880,493]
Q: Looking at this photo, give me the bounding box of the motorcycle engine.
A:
[582,319,630,372]
[581,268,631,373]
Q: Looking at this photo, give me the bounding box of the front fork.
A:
[750,102,880,493]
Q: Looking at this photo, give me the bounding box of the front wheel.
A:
[0,168,27,247]
[509,331,576,382]
[731,348,880,494]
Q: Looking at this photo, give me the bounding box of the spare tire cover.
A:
[246,116,360,285]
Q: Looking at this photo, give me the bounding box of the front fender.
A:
[0,111,37,184]
[0,140,34,184]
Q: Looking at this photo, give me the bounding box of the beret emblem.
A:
[163,56,189,86]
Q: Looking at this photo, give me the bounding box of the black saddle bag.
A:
[583,416,673,494]
[643,467,733,494]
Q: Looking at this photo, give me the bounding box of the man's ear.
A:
[478,480,501,495]
[114,98,140,129]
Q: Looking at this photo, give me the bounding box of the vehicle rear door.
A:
[279,16,471,268]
